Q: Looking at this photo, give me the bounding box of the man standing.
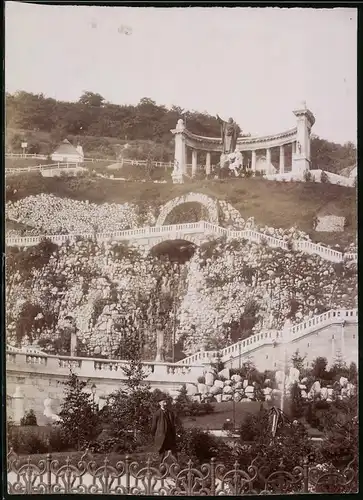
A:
[151,396,177,461]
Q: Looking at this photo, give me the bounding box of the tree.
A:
[57,372,100,451]
[20,409,37,426]
[78,91,105,107]
[311,356,328,380]
[291,349,306,372]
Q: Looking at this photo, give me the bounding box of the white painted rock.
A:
[263,387,272,396]
[223,385,233,394]
[320,388,328,400]
[339,377,348,388]
[197,383,207,395]
[215,394,223,403]
[222,394,233,402]
[214,380,224,389]
[210,385,222,395]
[205,372,215,386]
[224,380,232,386]
[186,384,197,396]
[243,379,249,389]
[231,374,242,383]
[218,368,230,379]
[289,367,300,383]
[234,391,243,402]
[298,384,307,390]
[234,381,243,389]
[301,390,308,399]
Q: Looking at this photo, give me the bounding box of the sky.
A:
[5,2,357,145]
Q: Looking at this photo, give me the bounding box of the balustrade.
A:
[5,221,358,263]
[178,308,358,366]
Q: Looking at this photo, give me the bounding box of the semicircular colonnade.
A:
[171,103,315,178]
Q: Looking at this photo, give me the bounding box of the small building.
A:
[51,139,84,163]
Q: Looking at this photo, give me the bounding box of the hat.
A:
[157,395,167,403]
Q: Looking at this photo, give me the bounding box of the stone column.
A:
[279,145,285,174]
[266,148,271,166]
[331,334,335,361]
[340,321,345,360]
[171,119,187,177]
[292,103,315,175]
[155,327,165,362]
[70,327,77,357]
[191,149,198,178]
[251,150,256,172]
[206,152,211,176]
[12,386,24,425]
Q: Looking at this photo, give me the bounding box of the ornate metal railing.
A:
[7,449,358,495]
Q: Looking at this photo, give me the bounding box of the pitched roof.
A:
[53,139,81,156]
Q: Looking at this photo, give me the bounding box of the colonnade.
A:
[171,103,315,179]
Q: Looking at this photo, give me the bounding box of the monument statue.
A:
[216,115,241,154]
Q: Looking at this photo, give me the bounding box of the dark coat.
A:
[151,408,177,452]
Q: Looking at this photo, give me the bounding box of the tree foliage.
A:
[57,372,101,451]
[6,91,356,170]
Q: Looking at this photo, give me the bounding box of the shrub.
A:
[178,427,231,465]
[48,427,71,452]
[303,170,314,182]
[197,376,205,384]
[9,427,49,455]
[20,410,37,426]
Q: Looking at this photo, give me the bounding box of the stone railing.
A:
[5,220,358,263]
[6,449,358,495]
[177,308,358,366]
[5,350,205,382]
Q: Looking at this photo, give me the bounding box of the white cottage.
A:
[51,140,84,163]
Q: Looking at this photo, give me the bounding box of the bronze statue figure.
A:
[216,115,241,154]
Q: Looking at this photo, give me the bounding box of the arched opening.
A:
[150,239,197,264]
[163,202,209,226]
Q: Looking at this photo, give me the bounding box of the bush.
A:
[178,427,231,465]
[20,410,37,426]
[197,375,205,384]
[9,427,49,455]
[303,170,312,182]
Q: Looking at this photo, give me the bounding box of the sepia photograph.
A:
[4,2,358,495]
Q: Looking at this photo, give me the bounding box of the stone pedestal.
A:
[12,386,24,425]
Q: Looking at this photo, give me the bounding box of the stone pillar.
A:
[70,328,77,357]
[206,152,211,176]
[171,119,187,176]
[266,148,271,166]
[191,149,198,178]
[340,321,345,360]
[292,102,315,175]
[279,145,285,174]
[331,334,335,361]
[251,150,256,172]
[155,327,165,362]
[12,386,24,425]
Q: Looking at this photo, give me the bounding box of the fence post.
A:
[210,458,216,495]
[46,453,52,493]
[303,457,309,492]
[125,455,131,494]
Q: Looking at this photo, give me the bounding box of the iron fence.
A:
[7,449,358,495]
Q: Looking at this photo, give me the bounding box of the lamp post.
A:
[91,383,97,413]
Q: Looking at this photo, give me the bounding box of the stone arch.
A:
[156,193,219,226]
[149,235,202,250]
